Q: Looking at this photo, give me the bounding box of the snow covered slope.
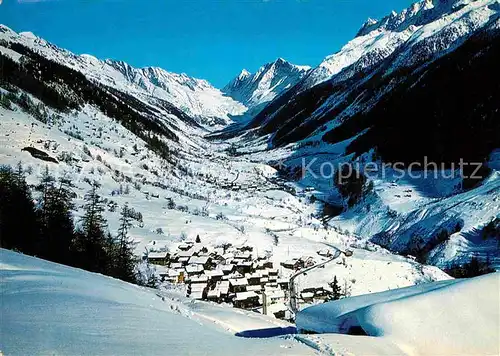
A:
[297,272,500,355]
[232,0,500,270]
[0,25,247,127]
[223,58,309,116]
[302,0,500,89]
[0,249,314,355]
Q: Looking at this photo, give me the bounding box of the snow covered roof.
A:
[190,290,204,300]
[234,291,259,301]
[148,251,168,259]
[204,270,224,278]
[177,250,195,258]
[236,261,252,267]
[189,275,208,284]
[207,289,220,298]
[185,264,204,274]
[153,265,168,275]
[266,290,285,299]
[229,278,248,286]
[246,285,262,292]
[301,292,314,299]
[167,269,181,277]
[267,303,288,314]
[189,256,210,265]
[221,264,234,272]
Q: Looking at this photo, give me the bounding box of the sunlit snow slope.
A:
[297,272,500,355]
[0,249,314,356]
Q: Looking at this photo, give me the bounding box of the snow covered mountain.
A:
[223,58,310,115]
[300,0,500,89]
[0,25,247,127]
[231,0,500,270]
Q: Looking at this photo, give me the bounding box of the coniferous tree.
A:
[74,182,109,273]
[0,163,39,254]
[329,276,342,300]
[113,204,137,283]
[35,167,75,264]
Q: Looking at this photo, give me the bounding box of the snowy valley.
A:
[1,0,499,354]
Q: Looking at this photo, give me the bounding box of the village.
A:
[146,237,340,321]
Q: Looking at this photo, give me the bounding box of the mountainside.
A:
[229,0,500,269]
[223,58,309,117]
[300,0,500,90]
[0,25,247,127]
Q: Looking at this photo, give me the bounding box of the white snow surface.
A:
[297,272,500,355]
[0,249,313,356]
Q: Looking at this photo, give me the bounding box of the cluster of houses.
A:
[147,241,343,319]
[147,241,291,320]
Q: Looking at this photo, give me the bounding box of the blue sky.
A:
[1,0,414,87]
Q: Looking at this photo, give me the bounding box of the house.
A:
[189,283,207,300]
[281,259,300,270]
[222,253,235,262]
[234,261,253,274]
[266,302,288,319]
[178,243,194,251]
[266,289,285,304]
[233,251,252,262]
[220,264,234,275]
[268,269,279,277]
[207,280,230,303]
[170,262,183,270]
[206,288,221,302]
[246,273,261,286]
[233,291,260,309]
[218,281,230,299]
[205,270,224,282]
[317,249,332,258]
[246,285,262,293]
[259,277,269,285]
[188,256,211,269]
[175,249,197,265]
[154,265,169,281]
[147,251,170,266]
[277,278,289,290]
[301,292,314,302]
[229,278,248,293]
[314,287,331,300]
[265,282,278,289]
[262,261,274,269]
[185,264,205,277]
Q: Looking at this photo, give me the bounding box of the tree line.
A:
[0,163,151,286]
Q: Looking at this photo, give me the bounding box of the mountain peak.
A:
[223,58,310,110]
[238,69,251,79]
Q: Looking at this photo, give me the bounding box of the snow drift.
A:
[297,273,500,355]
